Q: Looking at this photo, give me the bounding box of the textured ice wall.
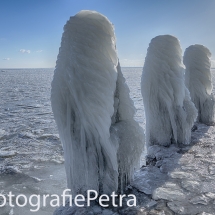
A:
[51,10,144,195]
[141,35,197,148]
[183,44,215,125]
[113,63,145,193]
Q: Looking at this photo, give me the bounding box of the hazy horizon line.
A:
[0,66,144,70]
[1,67,215,70]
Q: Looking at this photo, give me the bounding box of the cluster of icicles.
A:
[51,10,215,197]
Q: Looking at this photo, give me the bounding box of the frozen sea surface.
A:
[0,68,144,214]
[0,69,66,214]
[1,68,215,215]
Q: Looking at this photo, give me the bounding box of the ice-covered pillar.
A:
[51,10,144,197]
[141,35,197,148]
[183,44,215,125]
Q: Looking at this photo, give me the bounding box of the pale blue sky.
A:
[0,0,215,68]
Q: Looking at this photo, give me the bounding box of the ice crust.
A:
[51,10,144,195]
[183,44,215,125]
[141,35,197,147]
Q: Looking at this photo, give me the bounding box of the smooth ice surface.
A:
[51,10,144,195]
[141,35,197,147]
[184,44,215,125]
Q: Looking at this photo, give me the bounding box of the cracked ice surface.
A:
[131,122,215,215]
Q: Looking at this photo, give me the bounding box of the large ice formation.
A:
[183,44,215,125]
[141,35,197,147]
[51,10,144,196]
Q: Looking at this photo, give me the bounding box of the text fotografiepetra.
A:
[0,189,136,212]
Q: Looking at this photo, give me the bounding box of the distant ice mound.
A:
[183,44,215,125]
[141,35,197,147]
[51,10,144,196]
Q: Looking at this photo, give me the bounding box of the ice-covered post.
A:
[51,10,144,198]
[141,35,197,148]
[183,44,215,125]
